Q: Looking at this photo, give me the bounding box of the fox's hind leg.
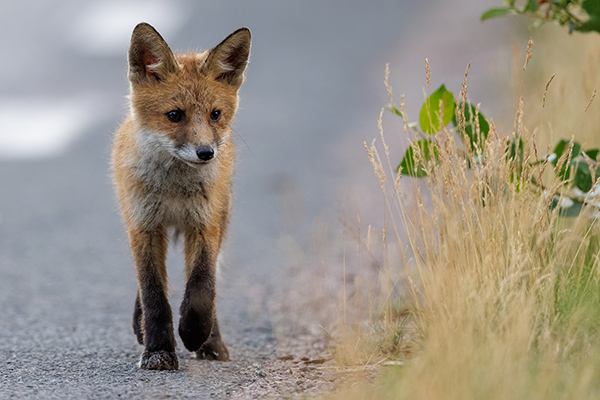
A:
[129,226,178,370]
[178,226,229,361]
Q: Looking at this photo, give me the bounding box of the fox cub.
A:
[111,23,251,370]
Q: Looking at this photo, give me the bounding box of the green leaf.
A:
[481,7,515,21]
[552,140,582,182]
[452,102,490,151]
[576,0,600,33]
[524,0,539,12]
[397,140,438,178]
[552,139,581,165]
[573,161,594,192]
[576,18,600,33]
[507,136,524,161]
[583,0,600,16]
[551,140,568,164]
[583,148,600,160]
[419,85,455,135]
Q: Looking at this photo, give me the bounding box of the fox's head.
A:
[127,23,250,166]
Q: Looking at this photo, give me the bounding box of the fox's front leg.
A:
[133,291,143,345]
[178,227,229,361]
[129,226,178,370]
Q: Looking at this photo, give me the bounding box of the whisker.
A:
[232,127,253,156]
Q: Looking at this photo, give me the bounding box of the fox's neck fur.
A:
[116,119,234,231]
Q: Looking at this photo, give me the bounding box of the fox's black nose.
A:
[196,146,214,161]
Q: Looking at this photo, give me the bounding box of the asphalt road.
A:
[0,1,508,398]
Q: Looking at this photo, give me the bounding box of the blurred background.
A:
[3,0,582,396]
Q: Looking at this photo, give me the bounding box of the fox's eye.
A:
[210,109,221,122]
[166,109,185,123]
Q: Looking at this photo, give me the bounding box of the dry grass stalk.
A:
[584,86,597,112]
[523,37,534,71]
[543,73,556,109]
[456,63,471,144]
[425,58,431,89]
[384,63,393,102]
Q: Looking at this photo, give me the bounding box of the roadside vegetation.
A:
[322,6,600,399]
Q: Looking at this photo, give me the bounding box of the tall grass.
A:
[325,30,600,399]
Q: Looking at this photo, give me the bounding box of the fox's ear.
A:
[128,23,179,84]
[202,28,251,90]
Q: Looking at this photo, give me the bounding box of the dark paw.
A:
[197,337,229,361]
[139,350,179,370]
[178,311,213,352]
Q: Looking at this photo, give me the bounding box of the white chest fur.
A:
[126,130,218,230]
